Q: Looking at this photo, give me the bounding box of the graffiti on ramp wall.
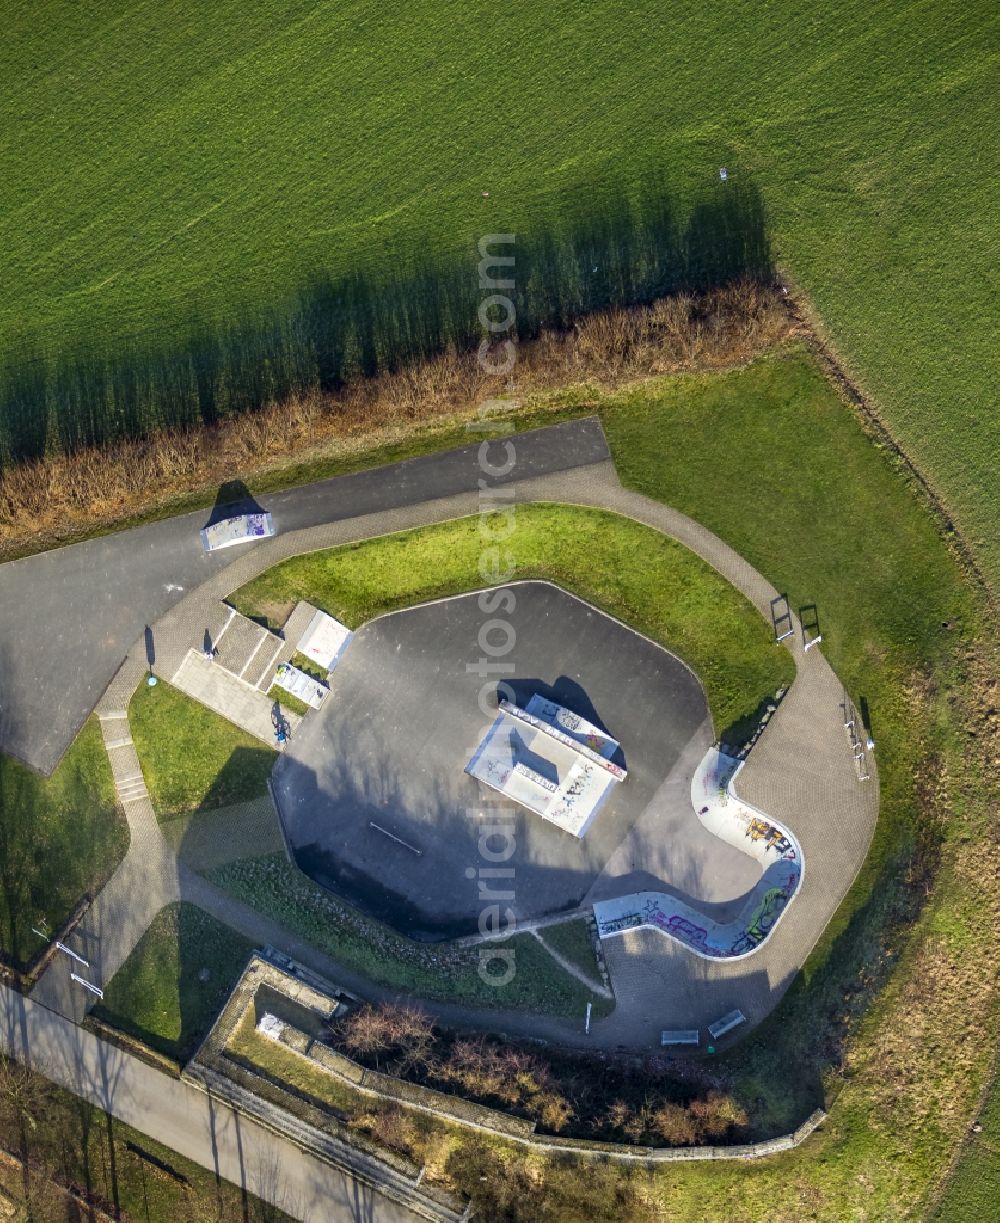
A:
[592,748,803,961]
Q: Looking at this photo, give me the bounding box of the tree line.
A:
[0,178,771,466]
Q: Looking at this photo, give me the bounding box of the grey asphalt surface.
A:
[0,985,423,1223]
[272,582,712,937]
[0,418,608,773]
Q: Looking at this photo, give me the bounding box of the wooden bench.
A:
[708,1009,746,1040]
[660,1029,700,1047]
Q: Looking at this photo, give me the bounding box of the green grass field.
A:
[535,920,605,991]
[934,1068,1000,1221]
[3,1,997,583]
[91,901,255,1063]
[0,719,128,968]
[129,679,275,819]
[234,502,793,740]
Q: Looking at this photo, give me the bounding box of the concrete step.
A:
[215,614,272,678]
[104,735,133,749]
[172,650,294,745]
[108,743,142,772]
[246,636,284,689]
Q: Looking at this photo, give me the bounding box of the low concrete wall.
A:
[194,951,829,1172]
[304,1033,825,1162]
[185,1057,466,1223]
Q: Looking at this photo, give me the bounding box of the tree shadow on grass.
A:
[722,850,923,1138]
[92,901,255,1067]
[197,744,276,815]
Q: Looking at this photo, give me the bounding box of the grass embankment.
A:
[933,1067,1000,1221]
[234,503,792,738]
[578,351,994,1218]
[536,920,606,991]
[91,902,255,1064]
[207,854,612,1020]
[3,2,996,586]
[0,719,127,969]
[129,680,274,819]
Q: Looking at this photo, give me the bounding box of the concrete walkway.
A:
[172,649,298,744]
[0,984,426,1222]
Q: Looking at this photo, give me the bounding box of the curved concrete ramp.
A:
[593,747,803,959]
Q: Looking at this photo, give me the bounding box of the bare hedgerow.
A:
[338,1002,434,1071]
[0,283,795,559]
[369,1104,417,1156]
[651,1101,698,1145]
[688,1090,749,1140]
[537,1091,574,1134]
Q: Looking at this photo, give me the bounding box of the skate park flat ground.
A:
[270,581,754,938]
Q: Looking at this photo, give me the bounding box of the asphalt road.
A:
[0,985,423,1222]
[0,418,608,773]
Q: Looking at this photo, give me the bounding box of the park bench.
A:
[707,1009,746,1040]
[660,1029,700,1047]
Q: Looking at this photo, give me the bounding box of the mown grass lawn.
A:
[0,718,127,968]
[234,503,793,741]
[129,680,275,820]
[3,1,996,586]
[91,901,255,1064]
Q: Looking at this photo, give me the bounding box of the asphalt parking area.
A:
[272,581,712,938]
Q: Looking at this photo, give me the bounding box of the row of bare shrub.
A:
[0,283,794,558]
[334,1003,749,1146]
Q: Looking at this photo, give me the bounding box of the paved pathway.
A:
[0,985,425,1222]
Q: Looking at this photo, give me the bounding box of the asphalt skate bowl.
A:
[270,581,719,939]
[593,747,804,959]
